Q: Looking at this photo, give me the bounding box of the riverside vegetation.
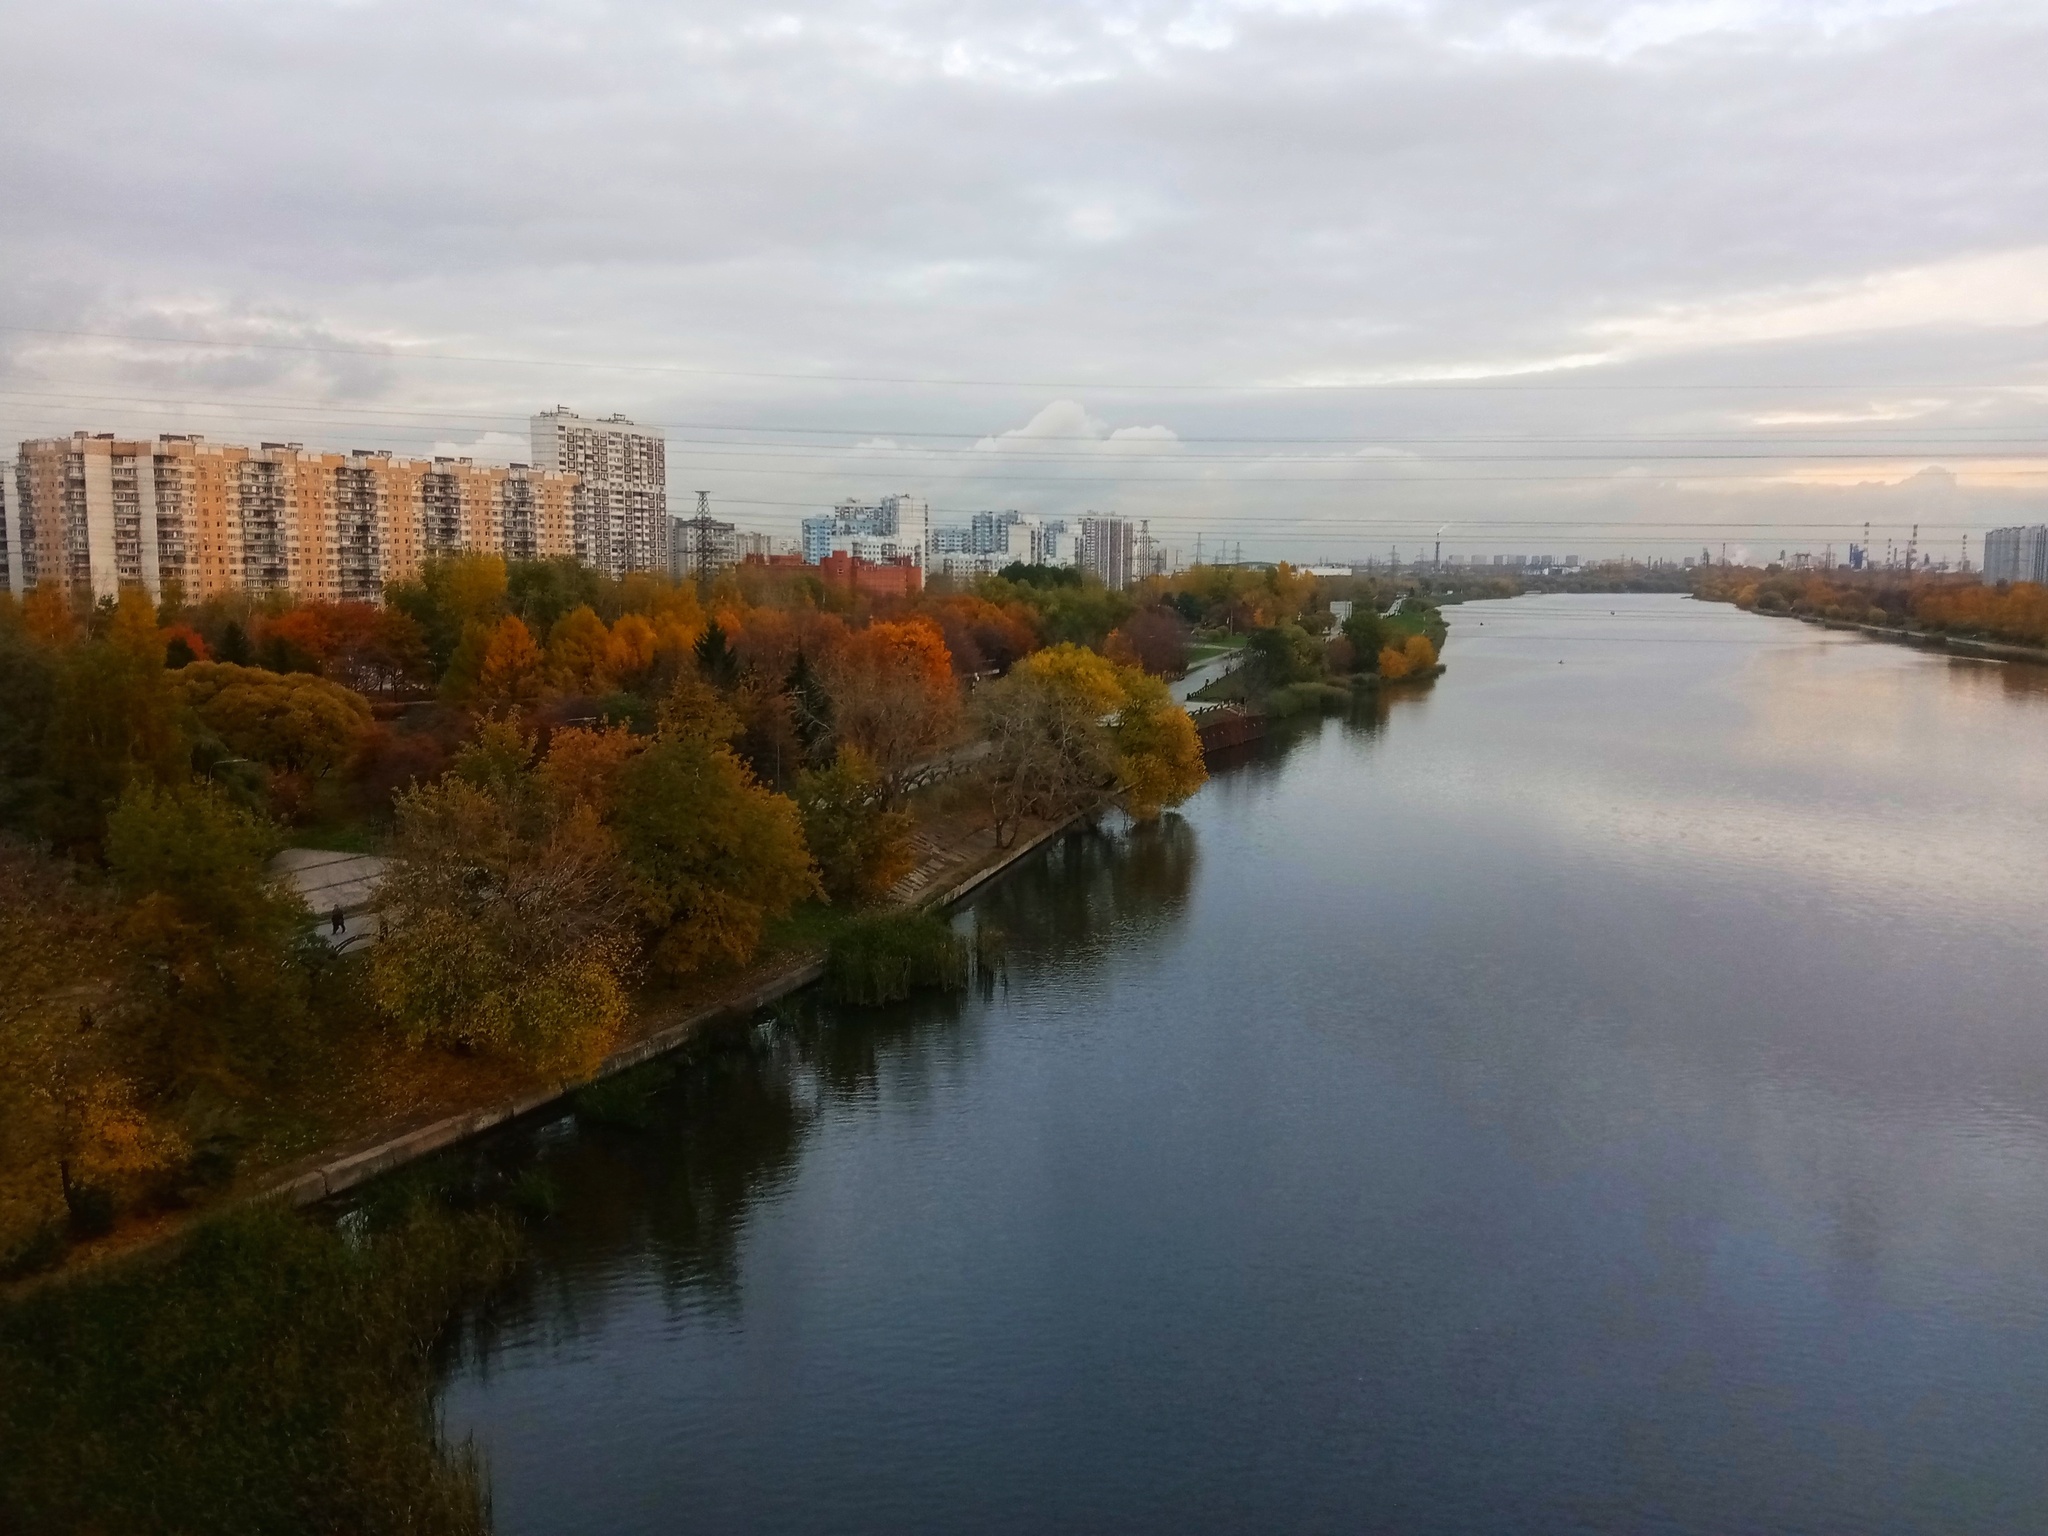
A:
[1696,563,2048,651]
[0,553,1447,1533]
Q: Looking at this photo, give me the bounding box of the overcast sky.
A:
[4,0,2046,561]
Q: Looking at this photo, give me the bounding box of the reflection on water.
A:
[447,811,1202,1362]
[443,597,2048,1536]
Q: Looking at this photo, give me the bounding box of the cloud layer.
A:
[3,0,2044,559]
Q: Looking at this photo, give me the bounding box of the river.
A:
[439,594,2048,1534]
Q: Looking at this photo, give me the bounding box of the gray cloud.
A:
[2,0,2045,559]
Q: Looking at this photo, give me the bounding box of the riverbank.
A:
[6,801,1087,1297]
[267,807,1085,1208]
[1746,605,2048,666]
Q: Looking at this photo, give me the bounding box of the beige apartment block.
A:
[531,407,667,578]
[11,433,580,604]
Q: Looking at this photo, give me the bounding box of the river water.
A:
[441,594,2048,1534]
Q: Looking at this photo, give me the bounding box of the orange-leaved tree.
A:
[1378,633,1437,680]
[825,617,960,800]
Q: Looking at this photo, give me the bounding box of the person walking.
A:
[331,905,347,936]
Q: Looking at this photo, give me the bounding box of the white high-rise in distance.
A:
[530,407,668,578]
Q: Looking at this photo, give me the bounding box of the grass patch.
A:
[0,1199,520,1536]
[825,911,969,1005]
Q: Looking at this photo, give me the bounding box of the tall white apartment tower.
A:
[530,407,667,578]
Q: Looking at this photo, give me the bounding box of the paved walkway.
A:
[270,848,390,949]
[1172,647,1246,703]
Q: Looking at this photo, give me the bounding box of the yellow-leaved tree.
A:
[1108,668,1207,820]
[372,721,635,1076]
[547,605,615,695]
[973,643,1203,843]
[612,712,819,980]
[0,848,184,1266]
[170,662,374,776]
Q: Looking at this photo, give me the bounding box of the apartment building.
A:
[672,512,738,579]
[802,495,915,565]
[11,432,578,603]
[1079,515,1136,590]
[1982,525,2048,586]
[530,408,667,578]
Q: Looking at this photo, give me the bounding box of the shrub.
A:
[826,911,968,1005]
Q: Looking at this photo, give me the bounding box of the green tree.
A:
[1340,607,1393,666]
[0,623,58,833]
[40,632,187,850]
[104,780,311,1093]
[796,747,916,906]
[386,554,509,674]
[1246,623,1323,686]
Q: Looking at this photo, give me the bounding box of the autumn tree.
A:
[104,780,313,1093]
[1377,633,1438,680]
[796,747,917,905]
[0,847,183,1263]
[372,723,635,1076]
[612,728,818,980]
[973,645,1203,843]
[546,605,615,695]
[1105,607,1191,678]
[20,585,79,648]
[445,615,545,711]
[824,617,960,800]
[1109,669,1207,819]
[537,723,646,813]
[171,662,375,777]
[605,612,659,692]
[973,645,1121,848]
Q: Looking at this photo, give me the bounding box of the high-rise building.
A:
[1022,518,1075,567]
[530,407,667,578]
[1079,515,1135,590]
[802,495,911,564]
[672,513,739,580]
[1982,526,2048,585]
[927,508,1025,577]
[11,432,578,603]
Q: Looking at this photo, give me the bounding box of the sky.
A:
[3,0,2046,563]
